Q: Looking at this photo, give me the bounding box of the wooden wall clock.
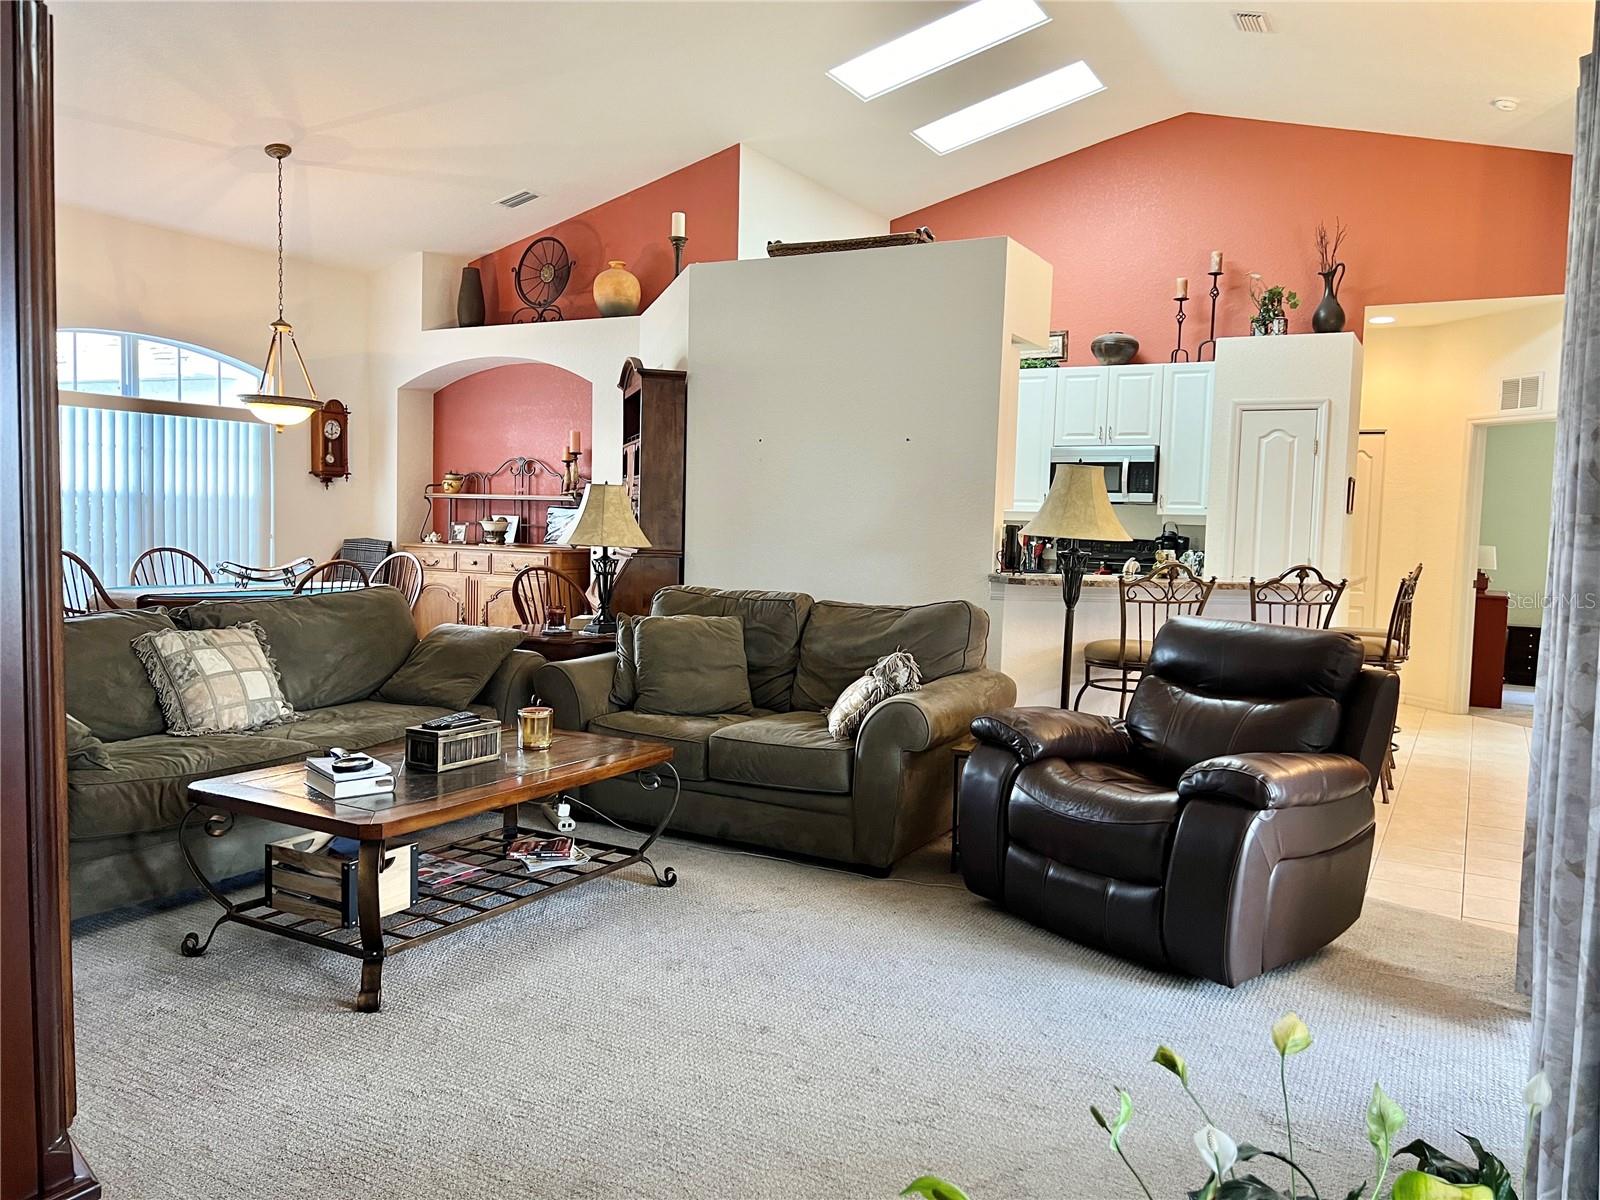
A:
[311,398,350,487]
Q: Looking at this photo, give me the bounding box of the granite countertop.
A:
[991,572,1252,591]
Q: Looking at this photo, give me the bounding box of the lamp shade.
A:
[1022,465,1132,542]
[566,484,651,550]
[1477,545,1499,572]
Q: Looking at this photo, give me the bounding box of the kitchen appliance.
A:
[1001,523,1170,576]
[1049,445,1157,504]
[1155,521,1190,559]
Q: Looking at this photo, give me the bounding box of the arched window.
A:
[57,330,273,587]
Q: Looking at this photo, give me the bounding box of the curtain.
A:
[58,403,272,584]
[1521,10,1600,1198]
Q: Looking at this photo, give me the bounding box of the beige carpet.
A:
[71,832,1529,1199]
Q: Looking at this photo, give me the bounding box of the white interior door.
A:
[1344,431,1387,628]
[1229,407,1322,578]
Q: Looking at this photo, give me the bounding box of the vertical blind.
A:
[60,403,272,585]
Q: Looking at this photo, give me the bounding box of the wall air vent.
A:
[495,190,539,209]
[1232,11,1272,33]
[1500,373,1544,412]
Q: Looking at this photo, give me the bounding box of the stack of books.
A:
[305,754,395,800]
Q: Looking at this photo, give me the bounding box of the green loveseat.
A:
[65,586,545,918]
[532,586,1015,871]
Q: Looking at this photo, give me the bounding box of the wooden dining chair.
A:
[1075,561,1217,717]
[62,550,115,616]
[511,565,592,627]
[1332,562,1423,803]
[1249,564,1347,629]
[130,546,215,588]
[369,551,424,608]
[292,558,371,595]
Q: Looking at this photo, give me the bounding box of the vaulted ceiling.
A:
[51,0,1592,269]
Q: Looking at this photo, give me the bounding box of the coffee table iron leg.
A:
[177,803,241,957]
[354,840,386,1013]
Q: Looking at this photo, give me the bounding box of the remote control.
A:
[418,711,482,731]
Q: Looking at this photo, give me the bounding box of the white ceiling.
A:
[51,0,1594,270]
[1366,294,1565,328]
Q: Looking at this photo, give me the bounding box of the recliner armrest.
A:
[969,707,1130,764]
[1178,753,1371,809]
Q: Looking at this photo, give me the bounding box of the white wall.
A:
[55,205,377,561]
[736,147,888,260]
[1360,298,1564,711]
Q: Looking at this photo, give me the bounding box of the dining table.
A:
[106,581,357,609]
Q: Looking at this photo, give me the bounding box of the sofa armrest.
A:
[531,653,620,731]
[970,707,1130,764]
[857,669,1018,755]
[475,649,548,726]
[1179,753,1371,810]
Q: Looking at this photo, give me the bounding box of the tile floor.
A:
[1368,702,1529,934]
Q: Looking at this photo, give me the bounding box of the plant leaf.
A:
[1154,1045,1191,1086]
[1216,1174,1293,1199]
[1394,1140,1477,1184]
[1344,1187,1368,1200]
[1368,1083,1407,1155]
[1237,1144,1266,1161]
[1460,1134,1516,1200]
[1271,1012,1313,1058]
[1109,1089,1134,1152]
[901,1176,972,1200]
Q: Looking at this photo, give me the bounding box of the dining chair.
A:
[1249,564,1347,629]
[1332,562,1423,803]
[130,546,215,588]
[1075,561,1217,717]
[62,550,116,616]
[369,551,424,608]
[511,565,592,627]
[292,558,371,595]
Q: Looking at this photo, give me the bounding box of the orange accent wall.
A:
[893,114,1571,362]
[431,363,591,538]
[472,145,740,324]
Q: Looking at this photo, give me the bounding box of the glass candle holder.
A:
[518,706,554,751]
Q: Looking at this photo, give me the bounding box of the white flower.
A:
[1525,1070,1552,1110]
[1194,1125,1238,1178]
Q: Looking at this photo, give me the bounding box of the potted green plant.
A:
[1249,273,1300,335]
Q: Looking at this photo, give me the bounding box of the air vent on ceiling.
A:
[495,190,539,209]
[1500,373,1544,412]
[1233,11,1273,33]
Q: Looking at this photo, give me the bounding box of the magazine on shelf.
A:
[507,834,589,872]
[415,852,485,889]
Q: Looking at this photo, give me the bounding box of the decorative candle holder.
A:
[561,449,580,494]
[1170,296,1191,363]
[1196,270,1223,362]
[671,235,687,278]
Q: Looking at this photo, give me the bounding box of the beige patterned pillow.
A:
[826,649,923,740]
[131,623,300,736]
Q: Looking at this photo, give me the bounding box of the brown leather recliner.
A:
[959,616,1399,986]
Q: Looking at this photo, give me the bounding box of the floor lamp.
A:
[1022,464,1132,708]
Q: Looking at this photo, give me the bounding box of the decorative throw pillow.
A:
[610,613,641,708]
[131,623,300,736]
[378,623,525,711]
[826,650,922,740]
[632,614,753,717]
[65,713,112,770]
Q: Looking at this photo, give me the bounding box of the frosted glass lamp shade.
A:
[1022,464,1132,542]
[1477,545,1499,572]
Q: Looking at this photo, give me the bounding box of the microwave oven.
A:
[1049,444,1158,504]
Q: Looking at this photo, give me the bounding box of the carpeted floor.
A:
[71,832,1530,1199]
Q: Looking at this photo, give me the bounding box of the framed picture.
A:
[449,522,470,544]
[491,513,521,545]
[1046,330,1067,361]
[543,505,580,546]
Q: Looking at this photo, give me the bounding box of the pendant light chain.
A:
[276,151,285,323]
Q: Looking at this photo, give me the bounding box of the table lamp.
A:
[566,484,651,635]
[1476,545,1498,594]
[1022,465,1132,707]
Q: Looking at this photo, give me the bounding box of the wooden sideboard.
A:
[403,542,590,635]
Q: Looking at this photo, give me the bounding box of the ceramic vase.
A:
[1312,263,1347,333]
[456,266,485,328]
[1090,331,1139,365]
[593,261,641,317]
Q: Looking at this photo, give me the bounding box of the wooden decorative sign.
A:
[311,398,350,486]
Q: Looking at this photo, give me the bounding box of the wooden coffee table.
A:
[178,729,677,1012]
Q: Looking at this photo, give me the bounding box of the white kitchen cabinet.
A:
[1158,363,1214,517]
[1106,366,1162,443]
[1053,368,1106,446]
[1012,369,1055,512]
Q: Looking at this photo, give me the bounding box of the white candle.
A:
[671,211,686,239]
[1210,250,1223,273]
[1176,276,1189,300]
[569,428,581,455]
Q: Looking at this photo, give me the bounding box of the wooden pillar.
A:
[0,2,101,1197]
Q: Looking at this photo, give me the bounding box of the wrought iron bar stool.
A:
[1249,563,1347,629]
[1331,562,1422,803]
[1074,561,1217,717]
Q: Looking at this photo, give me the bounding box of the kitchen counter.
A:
[991,572,1252,590]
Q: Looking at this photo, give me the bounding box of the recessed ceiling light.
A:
[1491,97,1521,112]
[913,60,1105,154]
[827,0,1050,102]
[1369,315,1397,325]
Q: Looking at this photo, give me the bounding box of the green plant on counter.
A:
[901,1014,1549,1200]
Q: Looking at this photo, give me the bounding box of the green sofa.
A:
[65,586,546,919]
[532,586,1015,871]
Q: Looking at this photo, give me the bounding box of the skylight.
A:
[912,60,1105,154]
[827,0,1050,102]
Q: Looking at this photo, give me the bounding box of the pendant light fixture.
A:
[238,143,323,430]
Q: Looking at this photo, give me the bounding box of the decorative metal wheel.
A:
[513,236,572,311]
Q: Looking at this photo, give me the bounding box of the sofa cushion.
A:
[588,710,764,782]
[378,623,524,710]
[64,608,176,741]
[651,586,814,711]
[610,613,641,707]
[65,714,112,770]
[1008,759,1182,886]
[67,732,321,841]
[250,699,497,751]
[708,712,854,795]
[177,586,418,711]
[131,624,300,736]
[792,599,989,711]
[633,615,754,717]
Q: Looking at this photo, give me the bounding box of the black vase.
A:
[1312,263,1346,333]
[456,266,485,328]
